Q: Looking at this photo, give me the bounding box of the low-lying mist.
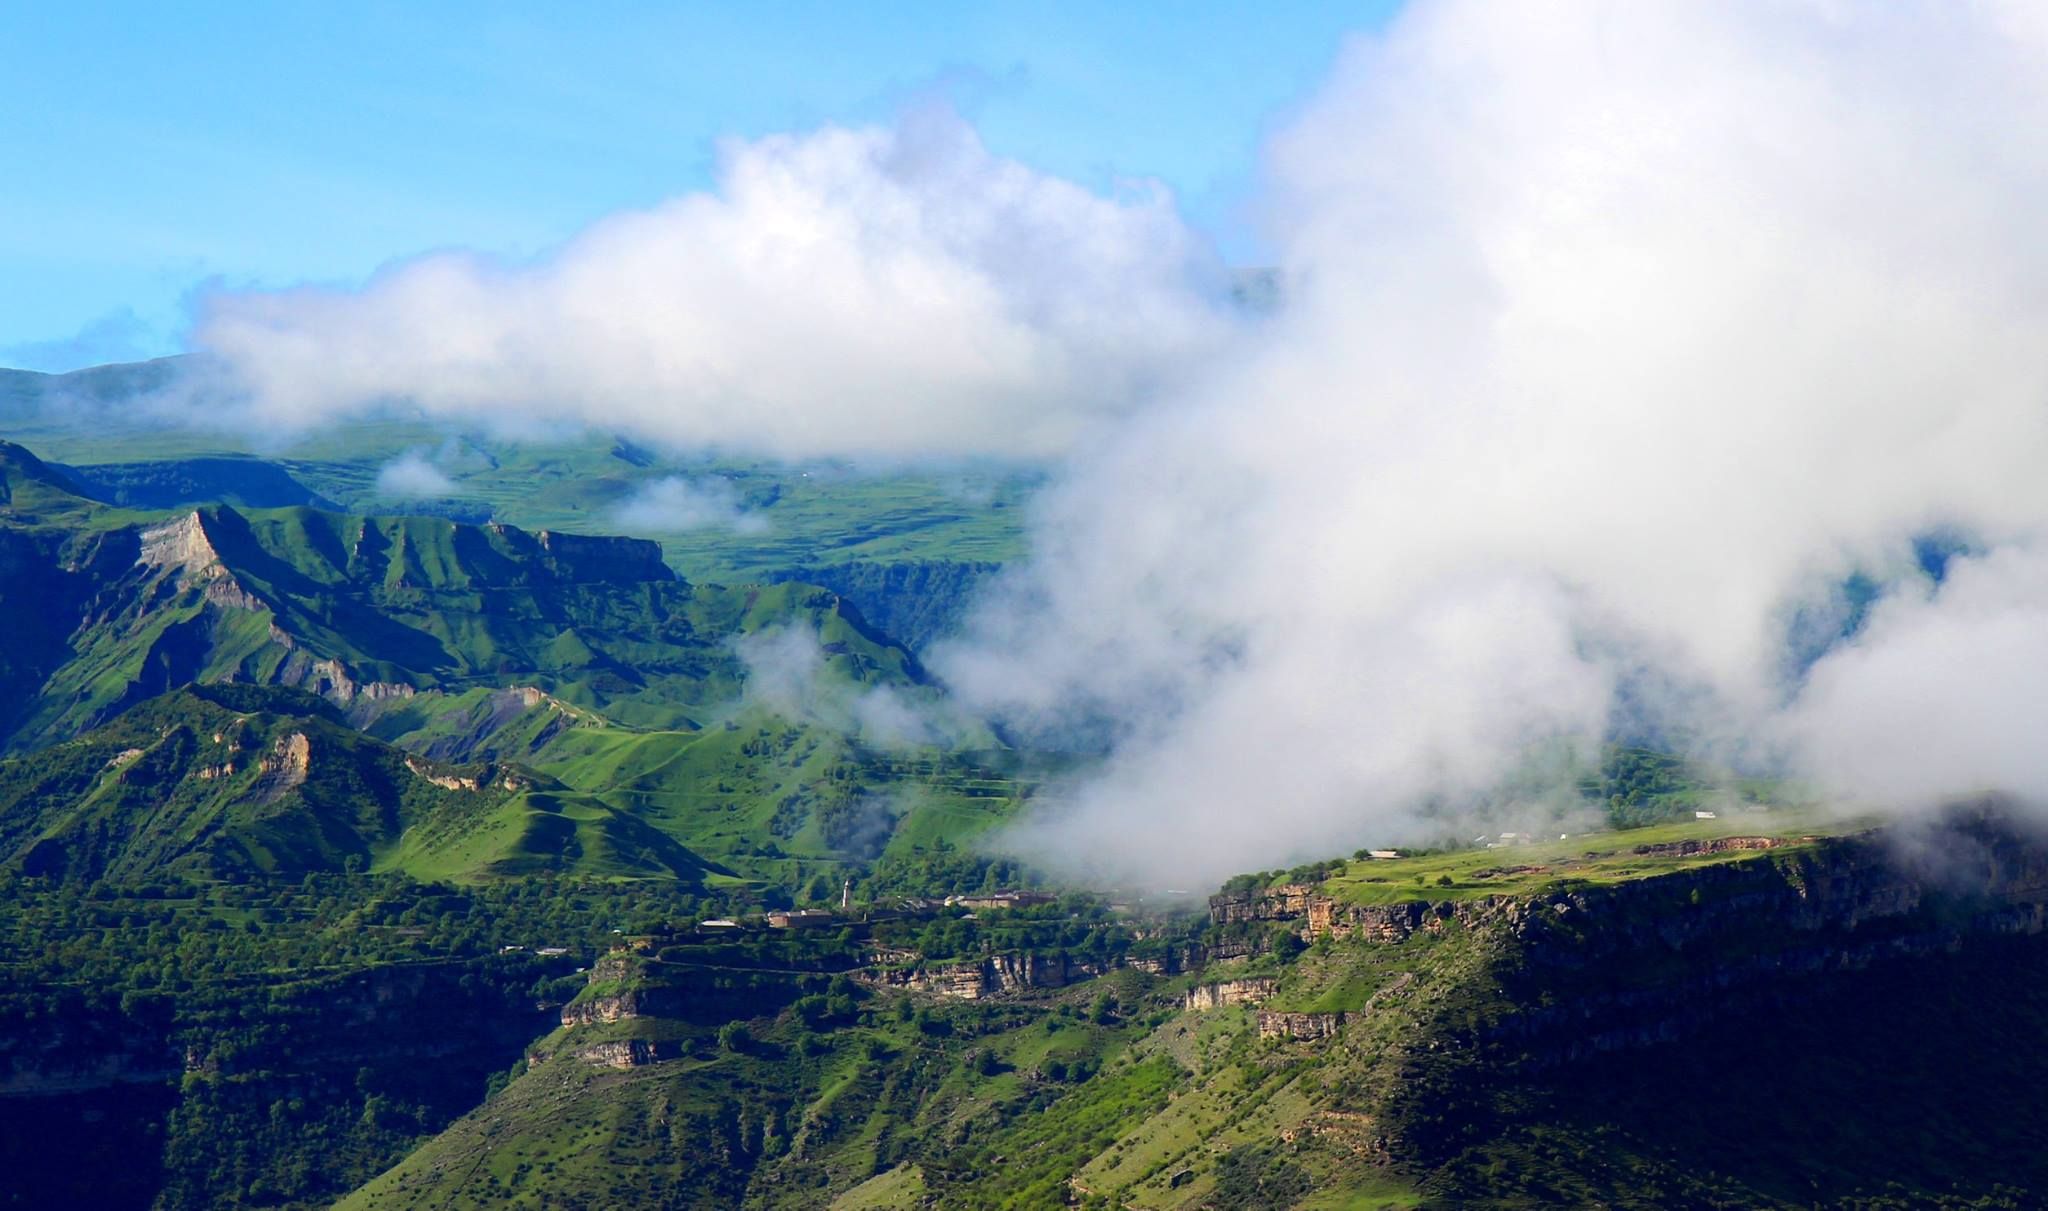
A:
[116,1,2048,884]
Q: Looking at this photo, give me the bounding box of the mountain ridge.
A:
[0,443,924,753]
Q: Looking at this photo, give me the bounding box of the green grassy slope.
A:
[3,359,1035,583]
[505,716,1024,887]
[0,683,745,884]
[0,679,1026,889]
[338,954,1169,1211]
[0,456,929,751]
[0,685,552,882]
[0,437,121,527]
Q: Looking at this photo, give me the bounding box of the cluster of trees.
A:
[0,870,724,1001]
[865,845,1040,898]
[1591,746,1704,828]
[0,864,809,1208]
[867,896,1144,969]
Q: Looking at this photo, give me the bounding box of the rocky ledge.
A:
[1258,1011,1345,1041]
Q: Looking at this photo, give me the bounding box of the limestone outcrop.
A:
[1183,978,1278,1010]
[1258,1011,1345,1041]
[862,952,1117,1000]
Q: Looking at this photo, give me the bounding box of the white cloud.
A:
[192,108,1232,460]
[373,450,457,498]
[613,475,767,535]
[936,0,2048,882]
[1788,546,2048,811]
[735,625,960,749]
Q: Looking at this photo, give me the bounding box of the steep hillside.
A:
[1,357,1036,583]
[0,439,1028,885]
[0,684,712,883]
[0,437,107,524]
[0,452,924,752]
[767,559,1002,653]
[336,809,2048,1209]
[0,871,704,1211]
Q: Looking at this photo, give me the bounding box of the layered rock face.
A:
[1209,883,1319,926]
[559,955,690,1027]
[1258,1011,1345,1041]
[1225,815,2048,1072]
[568,1039,686,1069]
[249,731,312,800]
[559,984,692,1027]
[1482,820,2048,1066]
[1209,886,1470,945]
[1183,978,1278,1011]
[864,952,1118,1000]
[137,511,267,611]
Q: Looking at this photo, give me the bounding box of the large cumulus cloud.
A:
[938,1,2048,880]
[194,109,1231,459]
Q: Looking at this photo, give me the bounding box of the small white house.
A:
[1695,810,1719,820]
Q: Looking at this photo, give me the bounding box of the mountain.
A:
[18,361,2045,1211]
[0,446,923,753]
[0,356,1036,586]
[0,437,1022,884]
[331,810,2048,1209]
[0,357,188,424]
[0,684,718,883]
[766,558,1003,653]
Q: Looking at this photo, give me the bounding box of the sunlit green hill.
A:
[0,439,924,753]
[0,683,760,884]
[1,357,1034,588]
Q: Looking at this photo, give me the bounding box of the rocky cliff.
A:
[1258,1010,1345,1041]
[561,954,677,1026]
[1480,817,2048,1067]
[864,951,1118,999]
[530,529,674,585]
[1183,978,1278,1011]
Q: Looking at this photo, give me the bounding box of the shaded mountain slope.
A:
[766,558,1002,653]
[60,455,340,510]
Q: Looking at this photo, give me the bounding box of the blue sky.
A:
[0,1,1398,371]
